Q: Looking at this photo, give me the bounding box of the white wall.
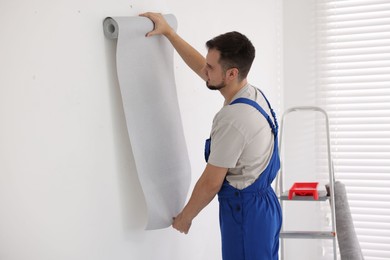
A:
[0,0,282,259]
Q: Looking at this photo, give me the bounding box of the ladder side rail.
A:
[321,108,338,260]
[277,110,288,260]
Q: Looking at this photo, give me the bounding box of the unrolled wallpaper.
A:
[103,15,191,230]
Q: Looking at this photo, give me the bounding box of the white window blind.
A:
[315,1,390,259]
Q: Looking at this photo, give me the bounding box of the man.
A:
[141,12,282,260]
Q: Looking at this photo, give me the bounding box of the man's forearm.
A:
[164,30,207,81]
[180,164,227,222]
[181,175,220,221]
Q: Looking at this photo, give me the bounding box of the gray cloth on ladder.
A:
[333,181,365,260]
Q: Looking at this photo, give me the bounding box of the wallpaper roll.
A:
[103,15,191,230]
[333,181,365,260]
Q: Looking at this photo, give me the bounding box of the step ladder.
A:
[276,106,338,260]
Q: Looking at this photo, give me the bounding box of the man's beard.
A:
[206,79,226,91]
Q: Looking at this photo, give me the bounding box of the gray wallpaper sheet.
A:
[104,15,191,230]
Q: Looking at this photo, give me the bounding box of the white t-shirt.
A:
[207,84,274,190]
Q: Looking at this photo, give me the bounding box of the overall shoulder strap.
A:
[230,96,278,136]
[257,89,279,133]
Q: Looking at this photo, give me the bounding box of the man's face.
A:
[204,49,227,91]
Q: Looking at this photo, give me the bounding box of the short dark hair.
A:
[206,31,255,81]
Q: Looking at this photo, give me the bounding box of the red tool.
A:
[288,182,319,200]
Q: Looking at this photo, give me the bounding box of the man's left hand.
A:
[172,212,192,234]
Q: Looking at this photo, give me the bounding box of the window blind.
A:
[315,0,390,259]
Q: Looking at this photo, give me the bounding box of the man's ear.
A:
[226,68,239,80]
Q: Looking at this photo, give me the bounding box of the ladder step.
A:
[280,231,336,239]
[279,190,329,201]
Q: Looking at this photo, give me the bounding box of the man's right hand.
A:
[139,12,175,37]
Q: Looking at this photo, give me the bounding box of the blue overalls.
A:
[205,92,282,260]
